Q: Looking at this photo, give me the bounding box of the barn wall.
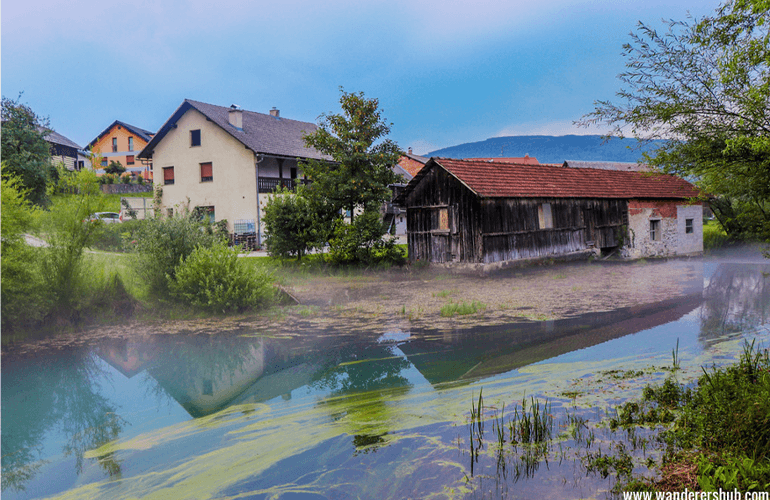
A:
[479,198,627,263]
[405,166,481,263]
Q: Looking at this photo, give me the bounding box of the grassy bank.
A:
[611,341,770,493]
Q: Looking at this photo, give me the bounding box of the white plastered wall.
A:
[152,109,258,231]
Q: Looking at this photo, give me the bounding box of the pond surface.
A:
[2,259,769,499]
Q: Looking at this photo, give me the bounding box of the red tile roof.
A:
[432,158,700,199]
[472,156,540,165]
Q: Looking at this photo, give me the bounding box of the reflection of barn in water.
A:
[96,337,159,378]
[398,294,705,386]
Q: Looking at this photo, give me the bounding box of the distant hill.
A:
[426,135,667,164]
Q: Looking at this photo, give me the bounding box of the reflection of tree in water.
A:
[1,350,125,493]
[700,264,770,339]
[313,344,412,452]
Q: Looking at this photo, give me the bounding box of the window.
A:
[112,137,118,152]
[128,137,134,151]
[685,218,694,234]
[77,160,84,171]
[200,162,213,182]
[163,166,175,185]
[538,203,553,229]
[191,129,201,147]
[196,206,215,224]
[438,208,449,230]
[650,220,661,241]
[101,157,108,167]
[126,155,135,165]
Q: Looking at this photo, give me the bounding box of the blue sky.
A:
[2,0,715,154]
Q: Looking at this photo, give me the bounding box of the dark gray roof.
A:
[405,152,429,163]
[138,99,327,161]
[562,160,650,172]
[41,129,81,150]
[88,120,154,148]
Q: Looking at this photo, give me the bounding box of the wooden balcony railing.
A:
[258,177,310,193]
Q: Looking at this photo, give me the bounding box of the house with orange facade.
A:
[88,120,155,179]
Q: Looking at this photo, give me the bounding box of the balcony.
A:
[258,177,310,193]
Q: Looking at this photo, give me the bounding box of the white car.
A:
[87,212,122,224]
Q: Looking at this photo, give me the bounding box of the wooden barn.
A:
[397,158,702,264]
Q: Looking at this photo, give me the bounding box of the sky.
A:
[2,0,717,155]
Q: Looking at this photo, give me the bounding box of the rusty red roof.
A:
[429,158,700,199]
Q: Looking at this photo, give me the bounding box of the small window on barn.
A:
[538,203,553,229]
[685,218,694,234]
[200,162,213,182]
[650,219,661,241]
[191,129,201,147]
[163,166,175,185]
[438,208,449,231]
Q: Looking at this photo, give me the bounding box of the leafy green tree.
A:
[105,160,125,175]
[1,96,53,206]
[262,186,319,259]
[581,0,770,241]
[41,169,109,313]
[0,172,45,331]
[302,88,402,222]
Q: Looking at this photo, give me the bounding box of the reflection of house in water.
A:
[700,263,770,339]
[96,337,159,378]
[146,335,326,418]
[399,264,706,386]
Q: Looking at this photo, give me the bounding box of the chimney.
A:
[407,147,412,155]
[228,104,243,130]
[270,107,280,118]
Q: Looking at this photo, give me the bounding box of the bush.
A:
[703,220,732,250]
[262,187,319,259]
[169,241,275,312]
[120,173,132,184]
[133,210,223,296]
[90,219,143,252]
[1,173,47,331]
[327,210,405,265]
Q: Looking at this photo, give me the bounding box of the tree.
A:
[105,160,125,175]
[301,88,402,222]
[1,95,53,206]
[262,186,319,259]
[581,0,770,241]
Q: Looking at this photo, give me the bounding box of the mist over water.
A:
[2,249,768,499]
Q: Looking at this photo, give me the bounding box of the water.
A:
[2,260,769,499]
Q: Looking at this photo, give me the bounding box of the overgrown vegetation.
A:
[612,341,770,492]
[169,241,275,313]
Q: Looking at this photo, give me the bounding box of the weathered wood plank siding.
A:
[479,198,627,263]
[404,165,628,264]
[406,166,482,263]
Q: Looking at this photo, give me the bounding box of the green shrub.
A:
[169,241,275,312]
[703,220,731,250]
[327,210,405,266]
[262,187,319,259]
[1,174,47,331]
[133,210,223,296]
[90,219,143,252]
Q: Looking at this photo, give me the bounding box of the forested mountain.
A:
[427,135,667,164]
